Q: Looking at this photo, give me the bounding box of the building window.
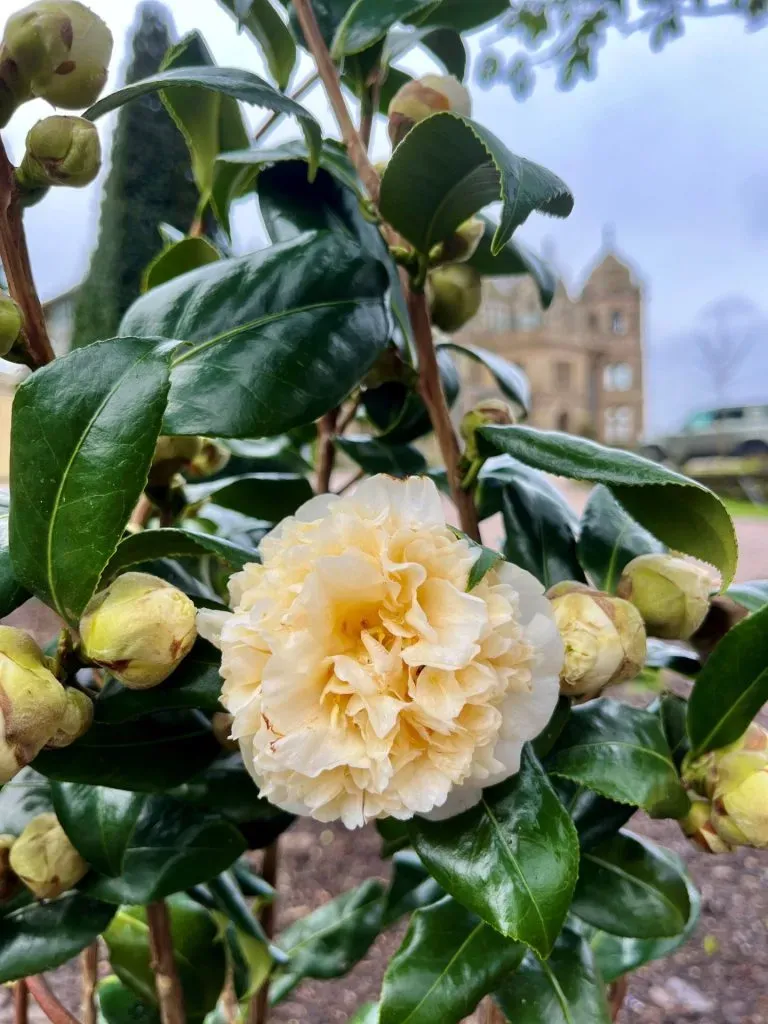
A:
[611,311,627,334]
[603,363,633,391]
[554,361,572,390]
[604,406,634,443]
[588,312,599,333]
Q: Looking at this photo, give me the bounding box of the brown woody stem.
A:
[609,975,629,1021]
[289,0,481,542]
[248,841,280,1024]
[0,136,55,368]
[14,980,28,1024]
[81,944,98,1024]
[25,976,81,1024]
[316,408,339,494]
[253,71,318,142]
[147,901,187,1024]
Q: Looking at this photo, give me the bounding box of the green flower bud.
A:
[0,292,23,357]
[2,1,113,110]
[79,572,197,689]
[429,217,485,266]
[0,834,20,901]
[427,264,482,333]
[45,687,93,748]
[388,74,471,147]
[18,115,100,191]
[460,399,515,462]
[187,439,231,480]
[548,582,647,698]
[149,434,204,485]
[698,724,768,849]
[680,796,733,854]
[617,553,716,640]
[9,812,87,899]
[0,626,67,783]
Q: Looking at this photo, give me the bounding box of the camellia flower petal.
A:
[199,475,563,829]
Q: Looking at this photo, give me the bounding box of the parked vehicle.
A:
[641,404,768,467]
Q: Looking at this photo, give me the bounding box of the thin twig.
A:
[609,975,629,1021]
[288,0,480,541]
[25,977,81,1024]
[0,137,55,367]
[291,0,381,203]
[482,997,505,1023]
[14,980,28,1024]
[147,901,187,1024]
[336,395,361,435]
[316,408,339,494]
[81,944,98,1024]
[253,71,319,142]
[407,288,481,540]
[129,493,154,530]
[248,841,280,1024]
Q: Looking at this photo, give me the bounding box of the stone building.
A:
[456,235,645,447]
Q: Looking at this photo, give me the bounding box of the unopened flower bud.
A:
[9,812,87,899]
[460,399,515,463]
[427,264,482,333]
[187,439,231,480]
[45,687,93,748]
[212,711,237,751]
[79,572,197,689]
[617,553,716,640]
[680,796,733,854]
[149,434,204,485]
[700,724,768,849]
[18,115,100,191]
[3,1,113,110]
[0,834,20,901]
[0,293,23,357]
[388,74,471,146]
[0,626,67,783]
[429,217,485,266]
[548,582,647,698]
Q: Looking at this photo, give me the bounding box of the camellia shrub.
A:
[0,3,765,1024]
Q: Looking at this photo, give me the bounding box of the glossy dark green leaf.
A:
[546,699,688,818]
[120,233,390,439]
[383,26,466,79]
[0,893,115,983]
[170,753,295,847]
[331,0,439,56]
[143,237,221,293]
[270,880,385,1003]
[582,849,701,982]
[494,927,611,1024]
[409,747,579,958]
[363,349,459,445]
[477,426,738,586]
[407,0,508,31]
[382,850,443,927]
[0,768,53,835]
[335,436,427,477]
[9,339,171,623]
[531,697,571,761]
[687,603,768,758]
[51,783,143,876]
[33,711,220,792]
[206,872,275,954]
[436,341,530,412]
[0,493,28,616]
[572,831,690,939]
[350,1006,380,1024]
[104,529,254,582]
[466,215,557,307]
[727,579,768,612]
[379,113,573,256]
[219,138,362,199]
[84,62,320,179]
[104,896,226,1022]
[554,779,634,851]
[465,539,503,591]
[477,456,585,587]
[186,473,313,522]
[653,692,690,770]
[376,818,410,857]
[380,895,525,1024]
[578,485,665,592]
[216,0,297,90]
[97,976,161,1024]
[94,640,223,724]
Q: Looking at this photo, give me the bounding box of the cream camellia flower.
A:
[199,475,563,829]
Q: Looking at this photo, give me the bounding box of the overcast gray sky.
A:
[2,1,767,430]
